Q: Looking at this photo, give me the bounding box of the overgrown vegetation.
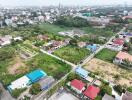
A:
[53,45,90,64]
[54,16,89,27]
[27,53,71,80]
[12,88,27,98]
[29,83,41,95]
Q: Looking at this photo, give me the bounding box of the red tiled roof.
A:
[116,51,132,62]
[70,79,85,90]
[83,85,100,100]
[123,16,132,19]
[113,38,124,45]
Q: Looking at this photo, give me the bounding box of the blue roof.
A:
[26,69,47,83]
[75,67,89,78]
[87,44,97,52]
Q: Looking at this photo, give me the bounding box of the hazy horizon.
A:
[0,0,132,7]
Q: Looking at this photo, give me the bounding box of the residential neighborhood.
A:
[0,1,132,100]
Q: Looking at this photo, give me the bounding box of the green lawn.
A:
[95,48,118,62]
[27,53,71,80]
[53,45,91,64]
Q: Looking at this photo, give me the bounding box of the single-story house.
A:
[86,44,97,52]
[38,76,55,90]
[102,94,115,100]
[8,76,30,91]
[26,69,47,83]
[70,79,86,94]
[112,38,124,46]
[75,67,90,79]
[105,43,123,51]
[83,85,100,100]
[0,35,12,46]
[113,51,132,64]
[121,91,132,100]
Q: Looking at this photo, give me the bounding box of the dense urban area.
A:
[0,4,132,100]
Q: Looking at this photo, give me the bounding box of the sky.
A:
[0,0,132,6]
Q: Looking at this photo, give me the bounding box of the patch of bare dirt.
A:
[84,58,132,86]
[8,56,28,75]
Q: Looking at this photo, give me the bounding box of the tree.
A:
[100,84,112,96]
[29,83,41,95]
[127,86,132,93]
[69,39,77,46]
[66,73,80,81]
[113,85,124,95]
[0,47,15,61]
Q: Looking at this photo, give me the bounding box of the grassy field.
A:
[27,53,71,80]
[95,48,118,63]
[0,47,71,86]
[81,27,114,37]
[39,23,72,34]
[53,45,91,64]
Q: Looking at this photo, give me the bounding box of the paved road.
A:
[80,27,126,66]
[0,83,15,100]
[32,27,126,100]
[40,49,76,68]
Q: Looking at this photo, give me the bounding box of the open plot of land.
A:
[39,23,72,34]
[81,27,114,37]
[17,43,38,60]
[8,56,27,75]
[53,45,91,64]
[95,48,118,63]
[84,58,132,86]
[27,53,71,80]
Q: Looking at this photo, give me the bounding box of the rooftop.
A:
[75,67,89,78]
[116,51,132,62]
[113,38,124,45]
[26,69,47,83]
[70,79,85,91]
[83,85,100,100]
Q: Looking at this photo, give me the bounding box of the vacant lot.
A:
[39,23,71,34]
[84,58,132,86]
[53,45,90,64]
[27,53,71,80]
[95,48,118,63]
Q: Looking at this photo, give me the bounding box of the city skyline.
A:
[0,0,132,7]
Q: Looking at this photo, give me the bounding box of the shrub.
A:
[127,86,132,93]
[12,88,26,98]
[100,84,112,96]
[29,83,41,95]
[113,85,125,95]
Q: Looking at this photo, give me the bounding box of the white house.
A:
[8,76,30,91]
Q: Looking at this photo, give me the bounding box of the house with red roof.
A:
[83,85,100,100]
[106,38,125,51]
[70,79,86,94]
[113,51,132,65]
[113,38,124,46]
